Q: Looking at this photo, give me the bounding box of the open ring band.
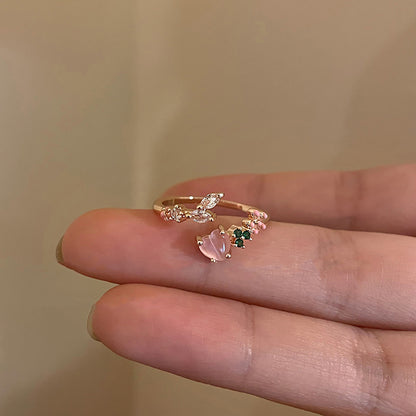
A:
[153,193,270,262]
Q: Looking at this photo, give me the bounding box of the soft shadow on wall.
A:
[0,0,139,415]
[143,3,416,202]
[1,350,135,416]
[334,19,416,169]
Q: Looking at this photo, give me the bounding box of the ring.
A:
[153,193,269,262]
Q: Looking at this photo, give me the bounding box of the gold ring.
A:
[153,193,269,262]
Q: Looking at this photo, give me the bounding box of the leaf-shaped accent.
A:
[191,209,213,223]
[199,193,223,210]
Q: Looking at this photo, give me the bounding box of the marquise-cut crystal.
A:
[191,209,212,223]
[200,193,222,210]
[198,229,231,261]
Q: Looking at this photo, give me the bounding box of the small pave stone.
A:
[235,238,244,247]
[242,230,251,239]
[233,229,243,238]
[171,206,184,222]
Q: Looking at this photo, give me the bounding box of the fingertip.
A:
[87,303,100,342]
[55,235,64,265]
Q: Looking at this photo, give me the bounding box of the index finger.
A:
[58,209,416,330]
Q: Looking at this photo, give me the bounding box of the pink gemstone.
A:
[198,229,231,261]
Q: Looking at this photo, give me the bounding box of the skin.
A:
[58,164,416,416]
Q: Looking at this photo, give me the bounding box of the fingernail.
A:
[87,304,101,342]
[55,235,64,265]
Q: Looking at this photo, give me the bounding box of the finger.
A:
[163,164,416,236]
[90,283,416,416]
[60,209,416,330]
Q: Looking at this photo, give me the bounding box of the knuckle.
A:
[315,227,362,319]
[239,303,256,391]
[350,328,395,415]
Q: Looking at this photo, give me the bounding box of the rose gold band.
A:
[153,193,270,262]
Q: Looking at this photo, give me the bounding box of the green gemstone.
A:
[235,238,244,247]
[233,229,243,238]
[242,230,251,239]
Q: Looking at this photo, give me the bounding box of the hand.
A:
[57,164,416,416]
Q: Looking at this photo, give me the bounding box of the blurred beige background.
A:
[1,1,415,415]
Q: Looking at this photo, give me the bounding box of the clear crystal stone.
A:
[200,193,222,210]
[171,206,184,222]
[191,209,212,223]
